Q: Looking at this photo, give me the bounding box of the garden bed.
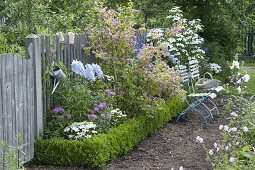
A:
[28,97,184,168]
[26,96,227,170]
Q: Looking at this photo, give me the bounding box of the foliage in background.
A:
[104,0,175,28]
[0,0,97,54]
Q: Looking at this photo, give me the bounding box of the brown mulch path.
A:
[25,97,228,170]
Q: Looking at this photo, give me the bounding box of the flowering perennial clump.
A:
[208,63,222,73]
[71,60,104,82]
[64,121,97,139]
[197,98,255,169]
[228,60,250,92]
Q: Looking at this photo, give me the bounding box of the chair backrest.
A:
[189,59,200,80]
[178,64,189,83]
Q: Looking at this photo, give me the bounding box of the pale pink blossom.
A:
[230,60,239,69]
[196,136,204,143]
[224,125,229,131]
[237,86,241,93]
[219,125,224,130]
[230,127,237,132]
[225,145,230,151]
[230,112,238,117]
[229,157,235,163]
[208,149,214,156]
[242,126,249,132]
[242,74,250,82]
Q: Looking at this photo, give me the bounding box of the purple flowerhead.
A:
[93,107,100,112]
[52,106,64,113]
[66,113,72,120]
[87,114,98,120]
[104,89,110,94]
[98,102,107,109]
[104,89,115,96]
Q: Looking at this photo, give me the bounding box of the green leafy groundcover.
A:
[33,97,184,168]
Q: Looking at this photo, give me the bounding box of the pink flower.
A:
[225,146,229,150]
[242,126,249,132]
[196,136,204,143]
[214,143,218,148]
[230,127,237,132]
[230,112,238,117]
[223,125,229,131]
[208,149,214,156]
[229,157,235,163]
[219,125,224,130]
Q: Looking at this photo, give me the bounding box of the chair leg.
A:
[193,104,212,125]
[176,105,192,122]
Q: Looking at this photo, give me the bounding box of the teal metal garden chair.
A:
[176,59,223,124]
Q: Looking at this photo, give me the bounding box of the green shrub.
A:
[33,96,184,168]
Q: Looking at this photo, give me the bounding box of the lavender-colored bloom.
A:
[93,107,100,112]
[92,63,104,79]
[87,114,98,120]
[84,64,96,82]
[52,106,64,113]
[148,62,154,68]
[104,89,115,96]
[104,89,110,94]
[108,91,115,96]
[71,60,85,76]
[98,102,107,109]
[66,113,72,120]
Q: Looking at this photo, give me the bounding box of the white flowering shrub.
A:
[64,121,97,139]
[146,7,205,65]
[208,63,222,74]
[166,7,205,64]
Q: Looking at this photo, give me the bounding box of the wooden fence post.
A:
[25,34,43,137]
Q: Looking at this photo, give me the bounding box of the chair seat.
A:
[205,86,224,92]
[188,93,217,99]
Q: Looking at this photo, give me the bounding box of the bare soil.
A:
[25,96,228,170]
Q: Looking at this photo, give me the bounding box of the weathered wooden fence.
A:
[0,35,42,168]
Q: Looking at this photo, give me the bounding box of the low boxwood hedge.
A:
[33,96,184,168]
